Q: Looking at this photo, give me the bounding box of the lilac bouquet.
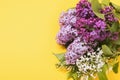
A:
[54,0,120,80]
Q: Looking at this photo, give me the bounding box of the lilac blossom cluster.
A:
[65,37,93,64]
[56,0,119,65]
[56,25,78,45]
[76,48,105,75]
[101,6,118,23]
[59,9,76,26]
[56,9,78,45]
[76,0,95,18]
[75,0,114,43]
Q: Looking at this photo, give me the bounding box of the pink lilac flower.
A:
[56,25,78,45]
[65,37,93,64]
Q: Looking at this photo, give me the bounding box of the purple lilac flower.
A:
[56,25,78,45]
[101,6,113,14]
[94,20,106,30]
[100,6,119,40]
[57,0,113,45]
[74,18,87,28]
[75,18,109,43]
[87,18,97,26]
[110,32,119,41]
[76,0,95,18]
[65,37,93,64]
[65,51,80,65]
[59,9,76,26]
[101,6,118,23]
[74,0,112,43]
[105,14,118,22]
[99,31,111,41]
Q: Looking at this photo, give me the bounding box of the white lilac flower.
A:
[56,25,78,45]
[76,48,105,76]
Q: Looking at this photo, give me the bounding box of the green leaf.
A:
[101,0,110,6]
[110,22,119,32]
[91,0,105,19]
[111,2,120,12]
[113,11,120,19]
[88,0,91,2]
[116,52,120,55]
[114,40,120,45]
[55,61,66,68]
[102,64,109,73]
[54,53,65,62]
[67,72,79,80]
[91,0,101,12]
[98,64,109,80]
[94,12,105,19]
[114,35,120,45]
[112,62,119,73]
[111,2,120,19]
[72,73,79,80]
[88,76,93,80]
[54,52,66,68]
[67,66,80,80]
[97,70,108,80]
[102,45,113,56]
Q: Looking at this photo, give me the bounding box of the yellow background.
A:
[0,0,120,80]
